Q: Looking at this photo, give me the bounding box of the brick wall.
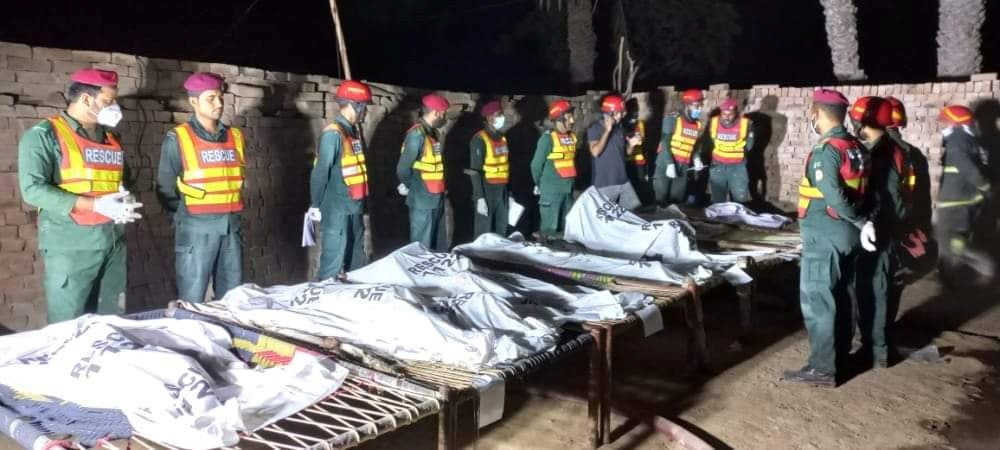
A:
[2,40,998,331]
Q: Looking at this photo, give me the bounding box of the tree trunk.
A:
[937,0,986,77]
[567,0,596,85]
[819,0,866,81]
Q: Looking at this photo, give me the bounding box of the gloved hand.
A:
[860,221,877,252]
[116,186,143,224]
[476,198,488,216]
[692,158,705,172]
[397,183,409,196]
[306,207,322,222]
[93,190,133,223]
[533,186,540,196]
[665,164,677,179]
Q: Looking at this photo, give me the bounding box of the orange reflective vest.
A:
[709,116,750,164]
[175,123,246,215]
[628,120,647,166]
[798,137,868,219]
[667,116,700,164]
[547,130,578,178]
[324,122,369,200]
[477,130,510,185]
[406,124,445,194]
[50,115,124,226]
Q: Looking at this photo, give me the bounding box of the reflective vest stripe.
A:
[709,116,749,164]
[797,137,868,219]
[49,116,124,225]
[938,194,984,208]
[176,123,245,215]
[628,121,647,166]
[669,116,700,164]
[479,130,510,184]
[325,122,368,200]
[405,125,445,193]
[943,166,960,173]
[546,130,577,178]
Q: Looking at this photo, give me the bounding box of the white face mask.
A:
[93,103,123,127]
[491,116,506,130]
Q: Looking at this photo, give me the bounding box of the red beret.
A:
[720,98,738,111]
[70,68,118,87]
[480,100,502,118]
[422,94,450,112]
[681,89,703,104]
[812,88,849,106]
[184,72,224,94]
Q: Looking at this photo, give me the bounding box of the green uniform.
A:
[310,116,367,280]
[18,113,130,323]
[653,113,702,205]
[156,118,242,303]
[530,130,575,238]
[707,117,754,203]
[798,125,869,376]
[397,120,448,251]
[469,128,509,237]
[855,134,906,364]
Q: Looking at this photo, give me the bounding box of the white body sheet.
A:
[705,202,792,229]
[0,315,346,450]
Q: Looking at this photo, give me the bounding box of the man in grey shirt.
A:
[587,93,642,209]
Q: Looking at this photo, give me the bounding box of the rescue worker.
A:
[530,99,577,241]
[587,94,642,209]
[886,97,934,259]
[849,96,907,368]
[623,98,649,197]
[308,80,372,280]
[783,89,877,387]
[935,104,994,285]
[157,72,245,303]
[397,94,450,251]
[707,98,754,203]
[18,68,142,323]
[654,89,705,205]
[469,100,510,237]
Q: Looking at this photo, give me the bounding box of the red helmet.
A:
[849,96,893,128]
[681,89,704,104]
[335,80,372,103]
[601,95,625,113]
[939,105,973,126]
[548,99,573,119]
[885,96,907,128]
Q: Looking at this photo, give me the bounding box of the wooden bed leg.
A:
[601,324,614,446]
[438,395,459,450]
[736,257,758,338]
[587,327,605,448]
[683,280,709,372]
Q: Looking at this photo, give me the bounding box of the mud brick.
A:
[7,57,51,73]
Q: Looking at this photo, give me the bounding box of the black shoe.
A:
[781,366,836,387]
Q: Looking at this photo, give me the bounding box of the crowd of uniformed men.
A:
[17,70,995,387]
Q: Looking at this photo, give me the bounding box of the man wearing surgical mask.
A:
[18,68,142,323]
[156,72,246,302]
[654,89,705,206]
[468,100,511,237]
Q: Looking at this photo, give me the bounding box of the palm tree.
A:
[819,0,866,81]
[937,0,986,77]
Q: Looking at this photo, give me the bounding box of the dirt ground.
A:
[1,269,996,450]
[357,269,1000,450]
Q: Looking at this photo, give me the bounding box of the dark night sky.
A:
[1,0,998,94]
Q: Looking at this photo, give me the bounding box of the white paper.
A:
[301,214,317,247]
[636,304,664,337]
[475,376,506,428]
[721,265,753,286]
[508,198,525,227]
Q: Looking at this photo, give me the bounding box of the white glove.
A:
[476,198,488,216]
[116,187,143,224]
[306,207,322,222]
[665,164,677,179]
[692,158,705,172]
[860,221,877,252]
[93,189,136,223]
[533,186,540,196]
[397,183,409,196]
